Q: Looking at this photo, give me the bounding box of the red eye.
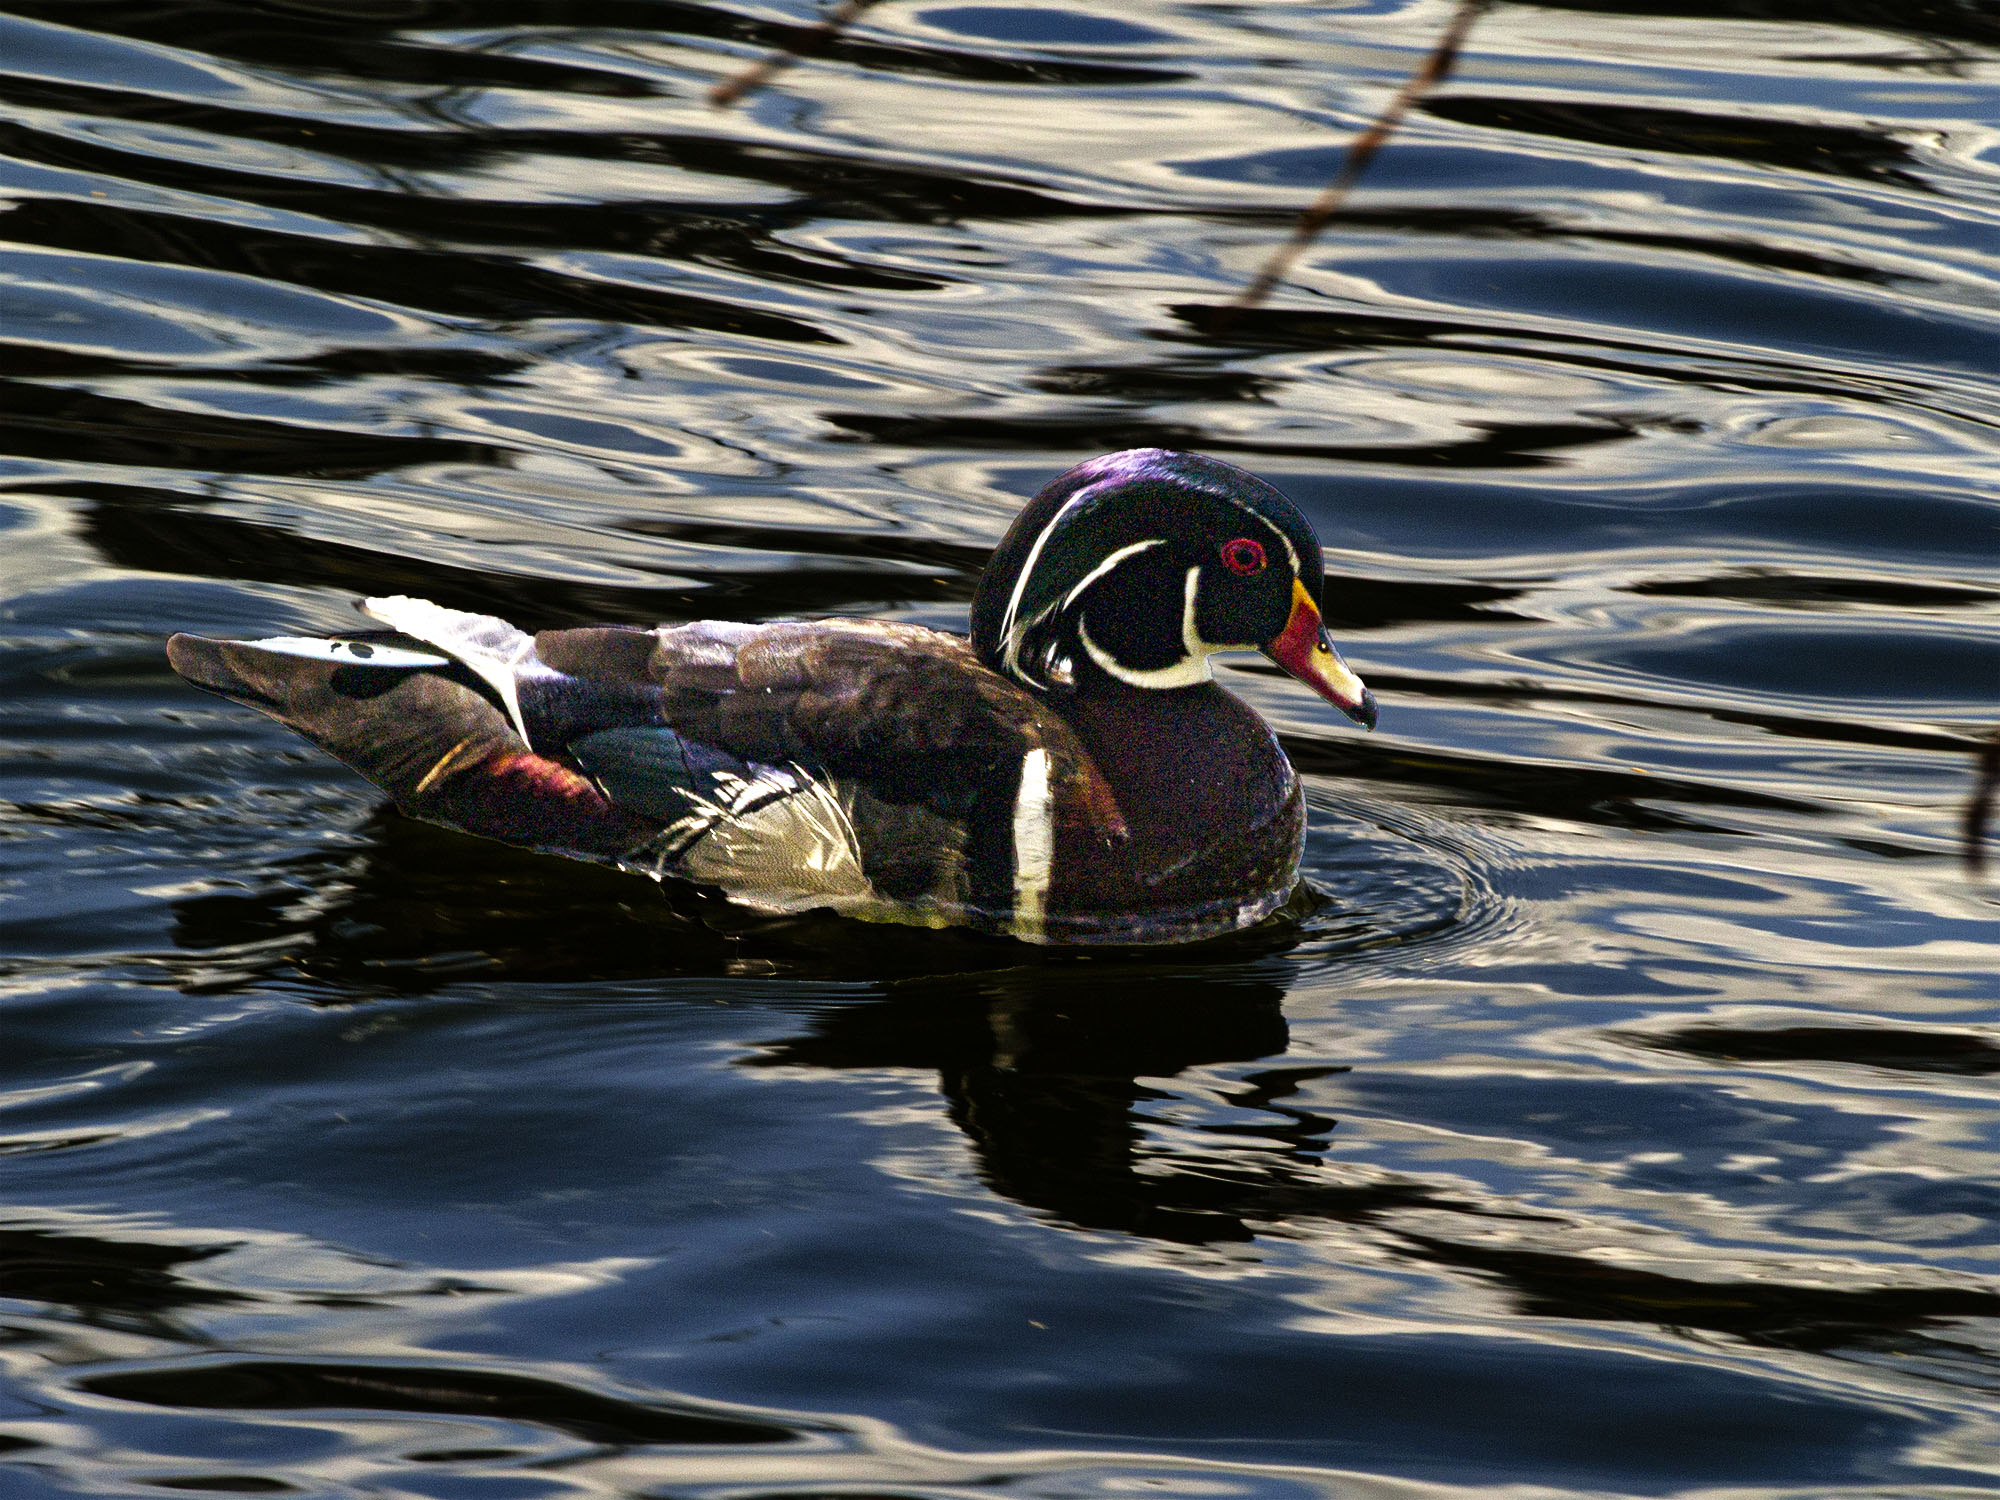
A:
[1220,537,1266,576]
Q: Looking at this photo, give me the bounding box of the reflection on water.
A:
[2,0,1998,1496]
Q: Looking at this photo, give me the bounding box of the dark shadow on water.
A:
[0,1226,249,1338]
[1515,0,2000,54]
[1624,1021,2000,1075]
[1632,571,2000,612]
[1401,1231,2000,1378]
[79,1360,809,1447]
[1424,97,1930,191]
[0,0,1183,97]
[0,0,658,96]
[72,483,968,625]
[824,409,1638,470]
[0,386,506,478]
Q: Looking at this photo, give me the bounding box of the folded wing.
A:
[169,599,1122,935]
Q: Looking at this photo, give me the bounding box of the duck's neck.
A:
[1050,679,1290,849]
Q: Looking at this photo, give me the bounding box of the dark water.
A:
[3,1,1999,1495]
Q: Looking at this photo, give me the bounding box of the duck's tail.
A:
[166,629,649,858]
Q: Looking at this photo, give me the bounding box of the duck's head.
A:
[970,449,1376,728]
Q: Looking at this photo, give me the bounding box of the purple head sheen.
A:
[969,450,1323,677]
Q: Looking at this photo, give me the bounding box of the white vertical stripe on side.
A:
[1011,747,1054,943]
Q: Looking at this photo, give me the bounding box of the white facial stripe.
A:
[999,489,1096,677]
[1011,747,1054,942]
[1061,537,1163,609]
[1077,565,1222,689]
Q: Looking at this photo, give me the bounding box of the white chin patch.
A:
[244,636,452,668]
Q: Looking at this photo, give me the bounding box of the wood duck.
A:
[167,449,1376,945]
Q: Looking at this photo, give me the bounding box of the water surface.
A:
[2,2,1999,1497]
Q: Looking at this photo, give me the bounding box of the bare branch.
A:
[710,0,884,109]
[1213,0,1491,331]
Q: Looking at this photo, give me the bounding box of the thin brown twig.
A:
[710,0,884,109]
[1211,0,1491,333]
[1965,732,2000,877]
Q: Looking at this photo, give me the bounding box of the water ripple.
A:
[2,1,1998,1496]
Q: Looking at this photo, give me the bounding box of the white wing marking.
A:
[1011,747,1054,943]
[362,595,539,745]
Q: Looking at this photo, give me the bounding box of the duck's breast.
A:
[1037,684,1303,944]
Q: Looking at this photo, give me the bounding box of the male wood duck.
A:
[167,449,1376,945]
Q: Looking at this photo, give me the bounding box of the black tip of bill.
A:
[1349,686,1380,733]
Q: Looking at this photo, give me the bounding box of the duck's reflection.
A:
[164,809,1346,1242]
[749,971,1298,1242]
[749,967,1521,1248]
